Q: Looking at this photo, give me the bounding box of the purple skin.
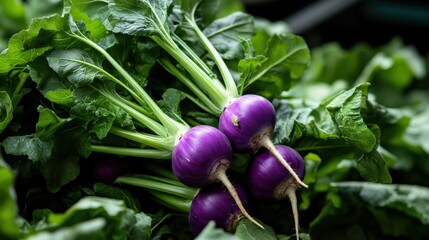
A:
[172,125,232,188]
[189,183,248,235]
[247,145,305,199]
[219,94,308,188]
[219,94,275,152]
[172,125,263,229]
[247,145,305,240]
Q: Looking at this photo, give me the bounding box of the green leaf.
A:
[326,83,377,153]
[157,88,186,121]
[403,107,429,155]
[63,0,109,42]
[2,134,53,164]
[47,49,105,87]
[24,196,151,240]
[203,12,254,60]
[0,14,67,74]
[3,108,91,192]
[107,0,173,37]
[238,34,310,97]
[0,154,20,240]
[45,89,75,106]
[356,150,392,183]
[235,218,277,240]
[195,221,239,240]
[331,182,429,224]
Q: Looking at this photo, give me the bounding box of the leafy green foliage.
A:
[22,196,151,240]
[1,0,429,239]
[238,34,310,98]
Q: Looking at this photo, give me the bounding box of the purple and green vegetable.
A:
[1,0,429,239]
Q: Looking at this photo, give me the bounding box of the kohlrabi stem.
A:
[73,33,186,137]
[109,127,174,151]
[116,176,197,200]
[215,168,265,230]
[259,135,308,188]
[151,36,229,108]
[185,14,239,98]
[286,187,300,240]
[90,145,171,159]
[158,58,221,115]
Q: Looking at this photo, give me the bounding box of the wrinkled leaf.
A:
[356,150,392,183]
[107,0,173,37]
[331,182,429,224]
[238,34,310,96]
[203,12,254,59]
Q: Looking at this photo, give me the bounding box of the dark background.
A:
[242,0,429,54]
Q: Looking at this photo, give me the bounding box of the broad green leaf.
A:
[326,83,377,153]
[238,34,310,97]
[3,108,91,192]
[157,88,186,121]
[356,150,392,183]
[235,219,277,240]
[107,0,173,37]
[195,221,239,240]
[63,0,109,41]
[47,49,105,87]
[25,218,107,240]
[0,154,20,240]
[331,182,429,224]
[24,196,151,240]
[0,14,68,74]
[29,57,73,95]
[2,134,53,164]
[203,12,254,60]
[403,107,429,155]
[45,89,75,106]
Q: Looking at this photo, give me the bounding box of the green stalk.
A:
[159,58,221,115]
[96,87,168,137]
[71,32,186,137]
[65,58,146,105]
[109,127,174,151]
[185,13,239,98]
[116,176,197,200]
[13,72,29,97]
[172,34,214,78]
[148,190,192,213]
[91,145,171,159]
[151,36,228,108]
